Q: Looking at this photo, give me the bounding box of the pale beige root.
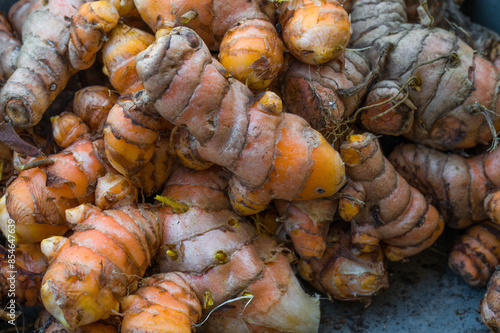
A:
[134,27,346,215]
[0,14,21,85]
[0,138,106,244]
[0,243,47,309]
[389,143,500,229]
[338,133,444,261]
[202,235,321,333]
[121,272,202,333]
[275,197,338,259]
[297,224,389,301]
[282,50,372,141]
[481,269,500,332]
[449,221,500,288]
[0,0,119,128]
[40,203,162,330]
[349,0,500,150]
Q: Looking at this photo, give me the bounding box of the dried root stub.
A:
[40,202,162,330]
[338,133,445,261]
[275,197,338,259]
[298,223,389,301]
[349,0,500,150]
[389,143,500,229]
[0,0,119,128]
[133,0,284,89]
[278,0,351,65]
[0,138,106,244]
[134,27,346,215]
[449,221,500,288]
[150,167,319,332]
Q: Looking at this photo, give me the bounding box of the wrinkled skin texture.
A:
[349,0,500,150]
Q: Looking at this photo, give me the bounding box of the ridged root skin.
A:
[134,27,346,215]
[389,143,500,229]
[40,203,162,330]
[275,197,338,259]
[150,166,321,332]
[0,0,119,128]
[338,133,444,260]
[0,138,106,244]
[297,224,389,301]
[449,221,500,287]
[101,23,155,94]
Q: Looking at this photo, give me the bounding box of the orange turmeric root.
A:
[122,165,320,332]
[278,0,351,65]
[275,197,338,259]
[0,0,119,128]
[101,23,156,95]
[51,112,91,148]
[297,223,389,301]
[338,133,444,261]
[40,202,162,330]
[0,138,106,244]
[449,221,500,287]
[133,0,284,89]
[134,28,346,215]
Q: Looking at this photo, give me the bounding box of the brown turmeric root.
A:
[348,0,500,150]
[338,133,444,261]
[278,0,352,65]
[275,197,338,259]
[297,223,389,301]
[281,49,373,142]
[0,13,20,85]
[40,201,162,330]
[0,0,119,128]
[481,268,500,332]
[72,86,119,133]
[0,243,47,311]
[133,0,284,89]
[449,221,500,287]
[133,27,346,215]
[0,138,106,244]
[389,142,500,228]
